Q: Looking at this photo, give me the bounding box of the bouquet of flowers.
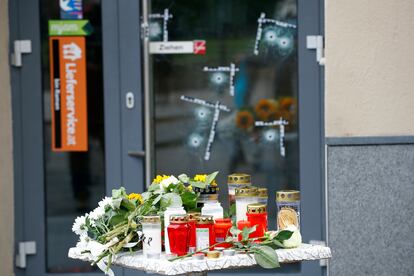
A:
[71,172,219,275]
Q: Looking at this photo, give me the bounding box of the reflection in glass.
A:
[151,0,299,230]
[40,0,105,272]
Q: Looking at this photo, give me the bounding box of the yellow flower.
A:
[128,193,143,204]
[187,185,193,192]
[194,174,207,182]
[152,175,170,184]
[194,174,217,186]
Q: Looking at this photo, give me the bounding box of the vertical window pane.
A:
[151,0,298,227]
[39,0,105,272]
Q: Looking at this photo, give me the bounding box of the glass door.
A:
[11,1,144,276]
[143,0,324,275]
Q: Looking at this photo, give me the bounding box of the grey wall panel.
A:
[327,145,414,276]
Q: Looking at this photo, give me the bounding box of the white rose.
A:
[160,175,179,192]
[282,224,302,248]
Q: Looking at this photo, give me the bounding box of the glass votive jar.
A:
[214,218,233,249]
[237,220,251,241]
[194,186,219,209]
[235,186,258,222]
[227,173,251,210]
[195,215,215,251]
[164,206,186,254]
[276,190,300,230]
[187,212,201,250]
[167,215,190,256]
[257,188,268,205]
[141,215,162,259]
[201,201,224,220]
[246,203,267,239]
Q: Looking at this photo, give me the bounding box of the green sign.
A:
[48,20,92,36]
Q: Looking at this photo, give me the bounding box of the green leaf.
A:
[112,187,126,199]
[148,183,160,192]
[121,198,136,211]
[189,180,207,189]
[205,171,219,184]
[109,214,125,227]
[230,226,241,236]
[112,198,122,209]
[153,194,162,205]
[178,174,189,183]
[276,230,293,241]
[242,225,257,241]
[181,191,198,210]
[272,239,285,248]
[253,245,280,269]
[161,193,182,209]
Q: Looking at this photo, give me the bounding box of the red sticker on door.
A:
[49,36,88,151]
[193,40,206,55]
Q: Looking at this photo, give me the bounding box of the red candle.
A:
[237,220,252,241]
[214,218,233,248]
[196,215,215,251]
[167,215,190,256]
[187,212,201,249]
[246,203,267,239]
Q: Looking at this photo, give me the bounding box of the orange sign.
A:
[49,36,88,151]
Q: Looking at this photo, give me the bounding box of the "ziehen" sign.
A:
[49,36,88,151]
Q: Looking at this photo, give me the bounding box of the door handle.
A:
[142,0,153,187]
[15,241,36,269]
[128,150,145,158]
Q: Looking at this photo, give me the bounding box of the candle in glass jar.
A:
[201,201,224,220]
[194,186,219,209]
[257,188,268,205]
[187,212,201,250]
[276,190,300,230]
[246,203,267,239]
[167,215,190,256]
[235,186,258,222]
[196,215,215,251]
[237,220,251,241]
[214,218,233,248]
[141,216,162,259]
[227,174,251,215]
[164,206,186,254]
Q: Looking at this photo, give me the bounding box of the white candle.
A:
[141,216,162,259]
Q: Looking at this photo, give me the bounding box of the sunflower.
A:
[236,110,254,130]
[254,99,278,121]
[128,193,143,204]
[279,97,297,113]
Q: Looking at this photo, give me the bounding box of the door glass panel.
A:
[151,0,298,226]
[39,0,105,272]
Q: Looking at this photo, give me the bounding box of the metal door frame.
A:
[10,0,145,275]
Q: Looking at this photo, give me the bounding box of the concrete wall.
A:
[325,1,414,275]
[325,0,414,137]
[0,0,14,275]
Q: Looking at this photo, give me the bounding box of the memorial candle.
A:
[167,215,190,256]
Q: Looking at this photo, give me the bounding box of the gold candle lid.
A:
[247,203,267,214]
[235,186,258,197]
[276,190,300,202]
[142,215,161,223]
[170,215,188,223]
[257,188,268,198]
[188,212,201,221]
[227,173,251,185]
[196,215,214,224]
[206,251,220,259]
